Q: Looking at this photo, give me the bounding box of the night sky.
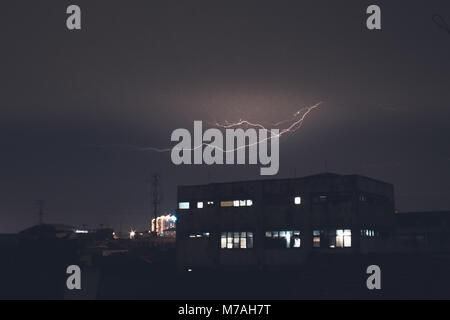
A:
[1,0,449,233]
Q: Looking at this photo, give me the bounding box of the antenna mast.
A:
[152,174,160,236]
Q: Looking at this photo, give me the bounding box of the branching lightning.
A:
[92,102,322,153]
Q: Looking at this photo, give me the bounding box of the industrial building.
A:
[176,173,395,270]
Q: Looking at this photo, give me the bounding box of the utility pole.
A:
[151,174,160,236]
[119,216,123,238]
[37,200,45,225]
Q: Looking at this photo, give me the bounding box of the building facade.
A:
[176,173,395,270]
[392,211,450,253]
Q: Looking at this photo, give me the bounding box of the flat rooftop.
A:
[179,172,394,189]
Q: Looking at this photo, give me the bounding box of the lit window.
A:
[344,231,352,247]
[221,236,226,248]
[233,233,240,248]
[221,231,253,249]
[240,232,247,248]
[313,195,328,204]
[361,229,376,237]
[294,196,302,205]
[226,232,233,248]
[313,230,322,248]
[293,231,301,248]
[335,229,352,248]
[178,202,190,209]
[197,202,203,209]
[221,200,253,207]
[248,232,254,248]
[265,230,300,248]
[188,232,210,238]
[313,237,321,248]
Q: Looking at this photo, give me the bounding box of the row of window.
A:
[188,229,378,249]
[361,229,377,237]
[220,200,253,207]
[188,232,210,238]
[178,197,302,210]
[221,232,254,249]
[265,230,301,248]
[179,199,254,210]
[309,229,352,248]
[329,229,352,248]
[179,193,386,210]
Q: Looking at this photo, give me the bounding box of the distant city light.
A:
[151,214,177,236]
[129,230,136,239]
[75,229,88,234]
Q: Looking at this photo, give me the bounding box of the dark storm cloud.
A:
[0,0,449,232]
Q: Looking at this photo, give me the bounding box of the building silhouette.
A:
[176,173,395,270]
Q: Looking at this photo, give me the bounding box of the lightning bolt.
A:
[91,102,322,153]
[215,102,321,132]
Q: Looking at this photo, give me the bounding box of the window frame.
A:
[178,201,190,209]
[264,230,301,249]
[220,231,254,249]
